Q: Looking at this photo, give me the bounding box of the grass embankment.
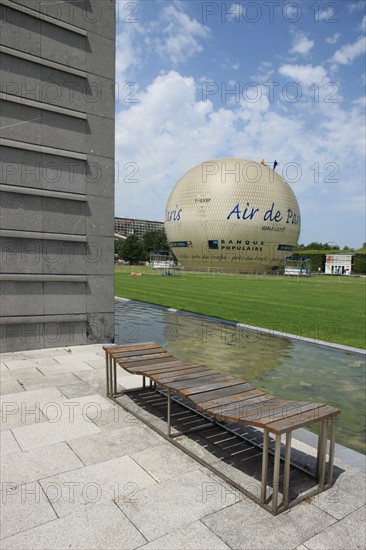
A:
[115,267,366,349]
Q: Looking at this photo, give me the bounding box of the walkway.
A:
[1,344,365,549]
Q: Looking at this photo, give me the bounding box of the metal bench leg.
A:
[272,434,281,514]
[327,416,337,485]
[283,432,292,509]
[113,359,117,396]
[167,389,172,437]
[261,430,269,504]
[105,353,110,397]
[317,419,328,490]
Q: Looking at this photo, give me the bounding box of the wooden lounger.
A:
[104,342,341,514]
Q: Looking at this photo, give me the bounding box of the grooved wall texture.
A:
[0,0,116,351]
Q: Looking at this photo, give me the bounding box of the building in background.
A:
[325,254,353,275]
[0,0,116,351]
[114,217,164,239]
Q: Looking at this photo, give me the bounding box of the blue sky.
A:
[115,0,365,248]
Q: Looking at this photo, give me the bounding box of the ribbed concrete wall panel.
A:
[0,192,86,234]
[0,192,43,232]
[0,281,44,316]
[85,236,114,275]
[0,102,42,144]
[0,4,41,55]
[10,0,116,39]
[40,22,86,69]
[86,195,114,237]
[86,154,114,198]
[44,282,87,315]
[0,0,115,352]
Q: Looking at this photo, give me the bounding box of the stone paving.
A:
[0,344,365,550]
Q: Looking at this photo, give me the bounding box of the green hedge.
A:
[294,251,366,274]
[354,254,366,274]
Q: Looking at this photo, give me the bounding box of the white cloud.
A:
[346,1,365,13]
[361,15,366,31]
[331,36,366,65]
[290,32,314,56]
[250,61,274,83]
[152,4,211,64]
[115,1,142,84]
[326,33,341,45]
[279,64,328,87]
[226,3,245,21]
[115,71,237,218]
[115,67,364,213]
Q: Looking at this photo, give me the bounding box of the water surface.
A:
[115,300,366,454]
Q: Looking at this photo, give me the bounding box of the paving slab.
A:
[311,462,366,520]
[0,380,25,395]
[37,393,114,423]
[1,344,364,550]
[2,358,60,371]
[201,498,337,550]
[80,356,106,369]
[118,373,145,389]
[0,386,65,408]
[0,481,57,539]
[0,403,47,432]
[67,423,164,466]
[0,499,147,550]
[39,455,158,517]
[84,402,143,431]
[1,367,45,382]
[139,519,231,549]
[12,414,101,450]
[55,380,103,399]
[1,387,64,432]
[61,344,107,355]
[21,372,83,391]
[116,469,242,542]
[1,441,84,484]
[20,348,71,359]
[37,361,94,376]
[0,429,21,455]
[303,505,366,549]
[131,441,200,483]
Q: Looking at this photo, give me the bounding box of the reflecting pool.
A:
[115,300,366,455]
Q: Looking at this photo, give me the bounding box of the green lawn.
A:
[115,267,366,349]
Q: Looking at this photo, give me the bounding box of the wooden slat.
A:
[180,379,244,397]
[202,388,267,411]
[265,405,341,434]
[115,352,173,364]
[168,374,235,391]
[112,347,168,358]
[243,401,317,424]
[105,342,160,354]
[188,382,254,403]
[126,361,198,375]
[119,356,176,370]
[203,392,274,414]
[210,398,280,421]
[152,367,216,383]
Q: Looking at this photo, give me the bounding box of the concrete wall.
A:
[0,0,115,351]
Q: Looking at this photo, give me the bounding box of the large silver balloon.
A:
[165,158,301,272]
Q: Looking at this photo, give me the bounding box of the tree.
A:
[115,239,125,259]
[143,230,169,254]
[118,235,146,264]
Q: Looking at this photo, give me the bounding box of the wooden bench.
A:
[104,342,341,514]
